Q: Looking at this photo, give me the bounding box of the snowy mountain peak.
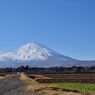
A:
[16,42,46,52]
[15,42,52,60]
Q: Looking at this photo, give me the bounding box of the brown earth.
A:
[32,74,95,83]
[43,74,95,79]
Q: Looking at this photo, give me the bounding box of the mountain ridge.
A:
[0,42,95,68]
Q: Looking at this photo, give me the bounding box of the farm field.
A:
[27,73,95,95]
[28,74,95,83]
[0,73,95,95]
[44,74,95,79]
[0,73,85,95]
[48,83,95,95]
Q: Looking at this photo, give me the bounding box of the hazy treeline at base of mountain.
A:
[0,65,95,74]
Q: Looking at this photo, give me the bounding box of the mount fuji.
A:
[0,42,95,68]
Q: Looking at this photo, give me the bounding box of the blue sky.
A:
[0,0,95,60]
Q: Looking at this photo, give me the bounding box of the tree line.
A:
[0,65,95,74]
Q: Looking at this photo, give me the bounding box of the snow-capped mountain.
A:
[0,42,95,68]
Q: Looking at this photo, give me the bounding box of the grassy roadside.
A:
[48,83,95,94]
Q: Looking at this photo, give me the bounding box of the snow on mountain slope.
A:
[0,42,95,68]
[0,43,52,60]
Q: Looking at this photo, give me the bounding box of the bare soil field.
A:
[29,74,95,83]
[43,74,95,79]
